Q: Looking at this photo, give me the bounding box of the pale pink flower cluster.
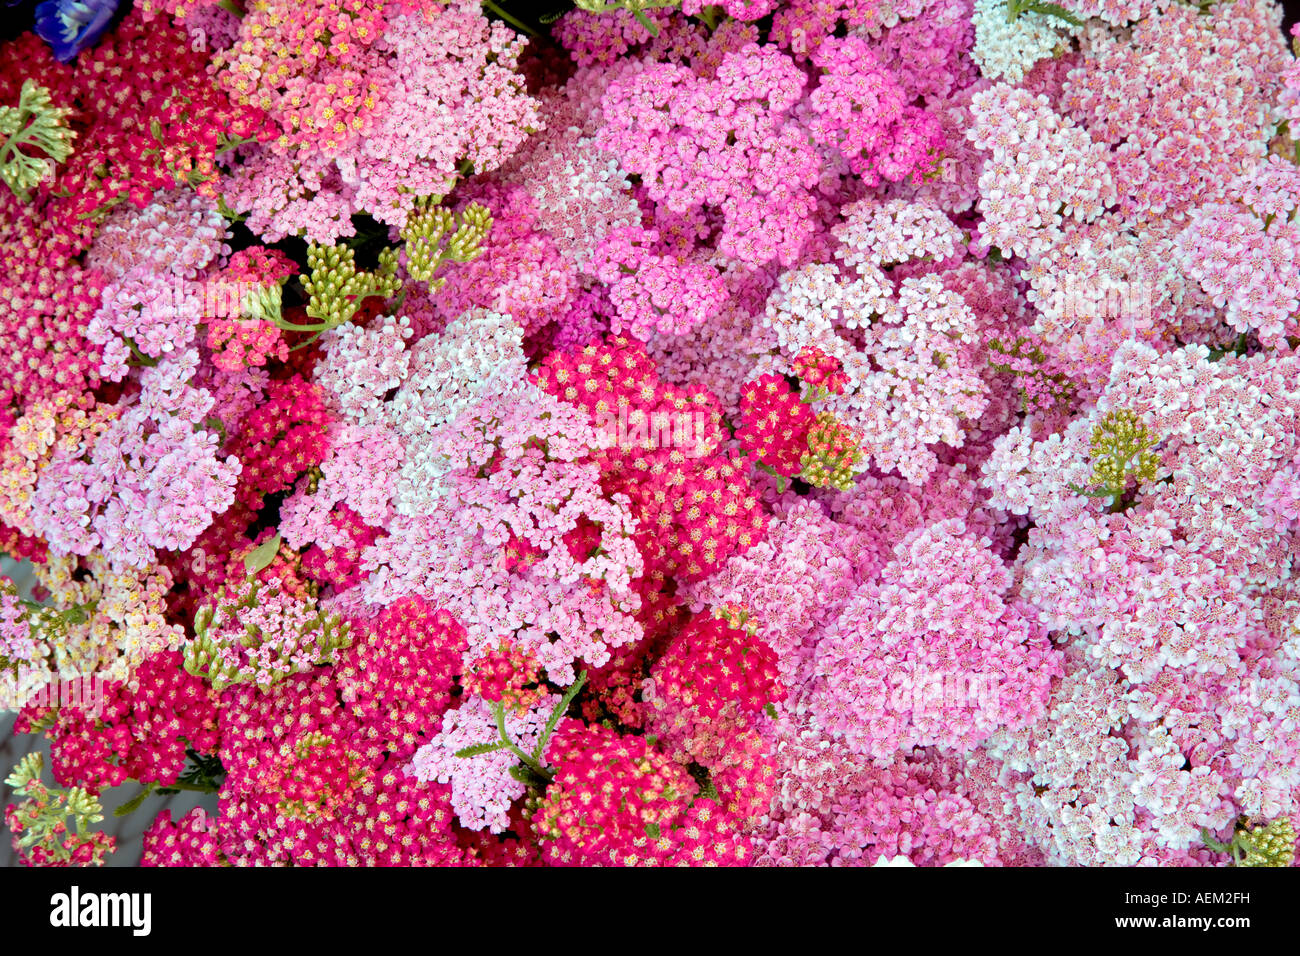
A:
[31,356,240,569]
[834,197,965,270]
[967,84,1116,261]
[408,693,557,833]
[219,0,541,241]
[1176,159,1300,347]
[812,519,1061,760]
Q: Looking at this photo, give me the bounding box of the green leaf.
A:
[243,533,282,575]
[765,702,778,719]
[508,763,551,789]
[1201,828,1234,855]
[113,783,156,818]
[645,822,661,840]
[216,194,247,222]
[533,670,587,762]
[454,740,509,759]
[1027,1,1083,25]
[1066,482,1113,499]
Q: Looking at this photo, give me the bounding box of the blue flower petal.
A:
[33,0,119,63]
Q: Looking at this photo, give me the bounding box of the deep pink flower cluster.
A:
[736,373,815,477]
[227,376,332,509]
[206,248,297,373]
[535,719,756,865]
[534,335,768,584]
[335,596,466,762]
[649,614,785,721]
[16,650,219,794]
[461,642,546,714]
[807,36,944,187]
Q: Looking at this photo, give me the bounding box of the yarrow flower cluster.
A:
[2,0,1300,872]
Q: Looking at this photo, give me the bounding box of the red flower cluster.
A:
[534,335,768,583]
[16,650,220,794]
[737,373,815,477]
[228,376,333,509]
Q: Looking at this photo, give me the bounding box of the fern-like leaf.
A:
[454,740,509,759]
[533,670,587,762]
[1028,1,1084,25]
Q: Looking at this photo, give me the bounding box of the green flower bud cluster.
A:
[0,582,97,708]
[285,242,401,336]
[1087,408,1161,500]
[4,753,114,866]
[0,80,76,201]
[401,198,492,291]
[184,574,351,693]
[243,282,284,325]
[799,411,863,492]
[713,603,760,637]
[1236,818,1296,867]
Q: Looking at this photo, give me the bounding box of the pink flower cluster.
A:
[216,0,541,242]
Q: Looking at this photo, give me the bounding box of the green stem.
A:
[275,316,342,333]
[125,338,158,368]
[113,782,157,817]
[493,701,553,781]
[156,780,223,794]
[533,670,587,762]
[483,1,538,37]
[633,8,661,34]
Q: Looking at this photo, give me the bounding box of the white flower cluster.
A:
[829,276,990,484]
[988,667,1147,865]
[834,198,965,270]
[971,0,1082,84]
[968,83,1116,261]
[981,421,1092,520]
[314,314,413,426]
[761,262,891,354]
[524,133,642,272]
[389,309,529,515]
